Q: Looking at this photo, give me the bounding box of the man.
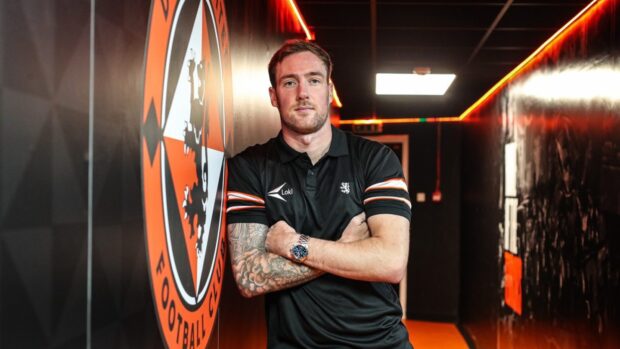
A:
[226,39,412,348]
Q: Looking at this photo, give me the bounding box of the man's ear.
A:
[269,87,278,107]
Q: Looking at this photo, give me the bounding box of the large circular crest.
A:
[141,0,231,347]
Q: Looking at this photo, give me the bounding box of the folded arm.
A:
[227,222,321,298]
[266,213,410,284]
[227,213,369,298]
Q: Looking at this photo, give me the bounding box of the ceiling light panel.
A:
[376,73,456,95]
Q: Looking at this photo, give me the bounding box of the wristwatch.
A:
[290,234,309,263]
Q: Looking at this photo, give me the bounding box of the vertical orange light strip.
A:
[331,82,343,108]
[459,0,606,120]
[287,0,314,41]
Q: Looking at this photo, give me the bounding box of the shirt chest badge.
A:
[340,182,351,194]
[268,182,294,202]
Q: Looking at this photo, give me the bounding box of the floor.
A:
[405,320,470,349]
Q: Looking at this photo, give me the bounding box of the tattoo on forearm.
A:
[228,223,322,296]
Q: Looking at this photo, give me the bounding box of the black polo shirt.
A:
[227,126,412,349]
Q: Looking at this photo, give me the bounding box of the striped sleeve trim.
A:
[227,191,265,204]
[363,196,412,209]
[365,178,409,193]
[226,205,266,213]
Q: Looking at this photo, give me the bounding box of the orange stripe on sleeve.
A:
[227,191,265,204]
[363,196,412,209]
[365,178,409,192]
[226,205,265,213]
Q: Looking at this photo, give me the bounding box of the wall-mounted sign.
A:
[141,0,231,347]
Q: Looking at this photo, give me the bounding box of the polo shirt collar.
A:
[326,126,349,157]
[276,125,349,163]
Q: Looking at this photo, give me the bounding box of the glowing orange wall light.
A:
[331,82,343,108]
[459,0,608,121]
[287,0,314,41]
[338,116,461,125]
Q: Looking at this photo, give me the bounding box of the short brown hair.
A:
[268,40,333,87]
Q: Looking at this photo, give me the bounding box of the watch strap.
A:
[298,234,309,247]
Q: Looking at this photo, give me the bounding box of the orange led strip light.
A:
[287,0,314,41]
[331,82,343,108]
[458,0,606,121]
[338,117,461,125]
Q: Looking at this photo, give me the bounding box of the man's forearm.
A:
[302,233,406,284]
[228,223,323,297]
[268,214,410,284]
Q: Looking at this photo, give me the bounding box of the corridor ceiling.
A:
[295,0,593,119]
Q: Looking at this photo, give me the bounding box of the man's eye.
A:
[309,78,321,85]
[283,80,296,87]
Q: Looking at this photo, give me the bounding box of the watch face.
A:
[292,245,308,260]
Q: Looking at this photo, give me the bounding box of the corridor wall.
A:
[460,1,620,348]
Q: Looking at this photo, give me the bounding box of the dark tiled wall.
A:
[90,1,163,348]
[0,0,91,347]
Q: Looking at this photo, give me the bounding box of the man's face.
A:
[269,51,332,135]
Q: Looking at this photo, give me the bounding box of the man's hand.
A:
[265,220,298,258]
[228,222,323,297]
[266,213,370,260]
[339,212,369,243]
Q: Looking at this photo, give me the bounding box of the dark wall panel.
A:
[90,1,164,348]
[460,109,502,349]
[460,1,620,348]
[0,0,90,347]
[406,123,461,322]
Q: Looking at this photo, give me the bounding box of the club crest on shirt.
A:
[141,0,232,348]
[340,182,351,194]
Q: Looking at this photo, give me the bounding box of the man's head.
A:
[268,40,332,88]
[268,40,334,135]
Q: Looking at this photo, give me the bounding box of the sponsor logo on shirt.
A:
[268,182,294,202]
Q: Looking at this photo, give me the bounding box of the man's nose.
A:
[296,82,309,99]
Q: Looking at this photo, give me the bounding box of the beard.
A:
[278,94,330,135]
[281,109,328,135]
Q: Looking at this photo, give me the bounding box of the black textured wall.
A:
[0,0,164,348]
[1,0,90,346]
[405,123,461,322]
[460,1,620,348]
[90,2,164,348]
[460,112,502,349]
